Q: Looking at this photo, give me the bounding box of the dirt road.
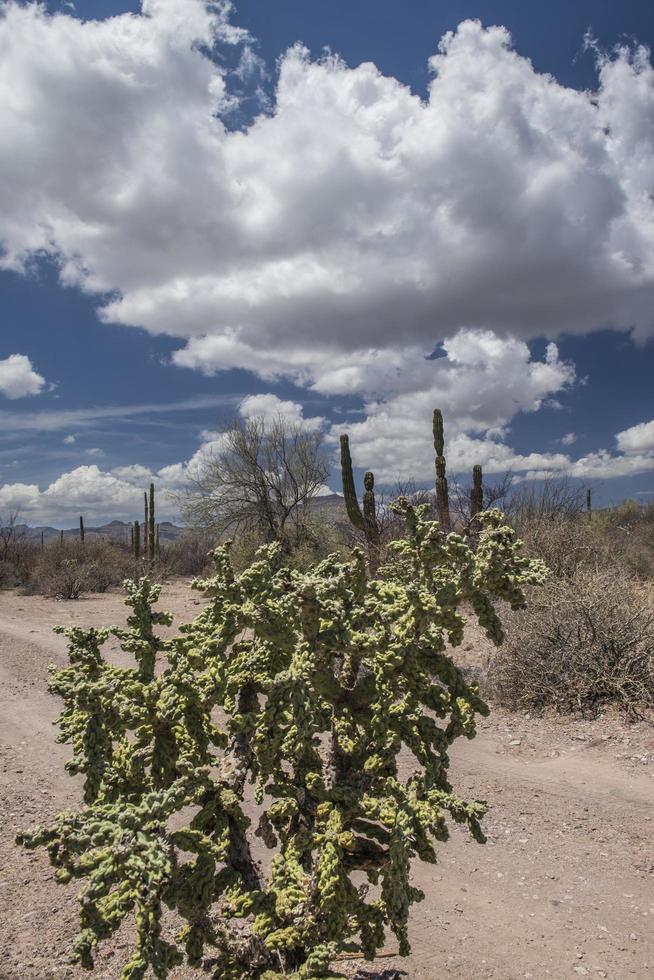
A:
[1,586,653,980]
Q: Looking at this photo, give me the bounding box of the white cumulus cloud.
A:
[0,354,46,399]
[615,418,654,455]
[0,5,653,392]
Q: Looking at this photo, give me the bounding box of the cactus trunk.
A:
[433,409,451,533]
[149,483,156,562]
[144,492,149,558]
[79,515,85,544]
[133,520,140,559]
[470,464,483,519]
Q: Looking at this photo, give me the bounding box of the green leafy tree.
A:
[17,501,545,979]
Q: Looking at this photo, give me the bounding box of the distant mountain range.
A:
[14,520,185,543]
[8,494,347,541]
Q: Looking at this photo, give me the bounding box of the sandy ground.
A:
[1,584,653,980]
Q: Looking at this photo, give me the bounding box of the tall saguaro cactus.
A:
[340,434,380,562]
[144,491,149,558]
[79,515,85,544]
[433,409,451,532]
[133,520,140,560]
[470,464,484,519]
[149,483,156,562]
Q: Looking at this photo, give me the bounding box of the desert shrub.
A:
[490,565,654,717]
[25,539,136,598]
[0,515,40,587]
[17,502,544,979]
[517,515,612,579]
[157,530,217,577]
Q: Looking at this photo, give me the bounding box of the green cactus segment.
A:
[470,464,483,520]
[149,483,156,562]
[433,409,451,533]
[79,515,85,543]
[134,520,140,560]
[144,491,149,559]
[340,434,367,531]
[362,471,376,526]
[340,435,379,568]
[17,503,546,979]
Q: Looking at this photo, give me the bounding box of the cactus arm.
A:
[340,434,367,531]
[363,471,377,527]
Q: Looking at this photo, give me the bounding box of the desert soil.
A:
[1,584,653,980]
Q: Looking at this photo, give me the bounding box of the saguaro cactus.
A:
[470,464,484,519]
[586,487,592,520]
[144,491,149,558]
[433,409,451,532]
[340,434,380,560]
[79,515,85,544]
[133,520,140,559]
[149,483,156,562]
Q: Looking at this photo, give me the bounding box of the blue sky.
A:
[1,0,653,524]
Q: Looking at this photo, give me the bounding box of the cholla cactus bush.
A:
[17,501,545,980]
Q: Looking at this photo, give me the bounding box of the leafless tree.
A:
[179,415,330,552]
[504,475,585,530]
[0,511,26,562]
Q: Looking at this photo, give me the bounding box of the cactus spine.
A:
[340,434,380,562]
[433,409,451,532]
[149,483,156,562]
[79,515,85,544]
[133,520,140,559]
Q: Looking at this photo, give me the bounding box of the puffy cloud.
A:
[327,332,576,481]
[0,354,46,399]
[0,6,653,391]
[615,418,654,455]
[0,466,140,523]
[560,432,577,446]
[238,393,325,430]
[63,434,76,444]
